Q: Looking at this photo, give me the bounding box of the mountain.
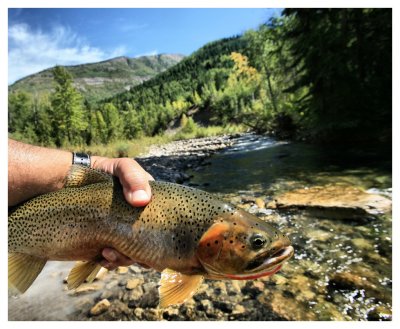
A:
[9,54,185,102]
[104,36,249,134]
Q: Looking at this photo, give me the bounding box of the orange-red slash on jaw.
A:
[224,264,283,280]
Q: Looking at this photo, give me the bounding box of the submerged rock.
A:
[267,184,391,219]
[255,198,266,209]
[367,305,392,321]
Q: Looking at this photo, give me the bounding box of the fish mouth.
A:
[225,245,294,280]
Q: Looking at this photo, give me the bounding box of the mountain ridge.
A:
[9,54,185,102]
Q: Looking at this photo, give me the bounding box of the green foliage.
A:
[50,66,87,146]
[8,91,32,134]
[8,11,391,147]
[174,124,244,141]
[282,8,392,142]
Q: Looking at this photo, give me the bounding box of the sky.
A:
[8,8,282,84]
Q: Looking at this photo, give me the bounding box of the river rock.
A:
[133,307,144,320]
[162,307,180,320]
[213,281,227,295]
[90,299,111,316]
[241,281,264,297]
[367,305,392,321]
[264,291,317,321]
[351,238,374,251]
[198,299,213,313]
[232,304,246,315]
[126,278,143,290]
[328,271,379,296]
[73,283,102,294]
[255,198,266,209]
[95,268,109,280]
[267,184,391,219]
[116,266,129,274]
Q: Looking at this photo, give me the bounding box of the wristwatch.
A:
[72,152,91,167]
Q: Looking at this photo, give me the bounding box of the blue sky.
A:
[8,8,282,84]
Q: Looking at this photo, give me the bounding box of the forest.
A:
[8,9,392,148]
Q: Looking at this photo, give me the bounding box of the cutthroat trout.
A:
[9,165,294,307]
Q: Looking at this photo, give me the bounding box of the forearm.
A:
[8,139,72,206]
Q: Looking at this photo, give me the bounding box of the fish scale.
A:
[8,165,293,307]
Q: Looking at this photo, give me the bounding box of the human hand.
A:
[91,156,153,207]
[91,157,154,270]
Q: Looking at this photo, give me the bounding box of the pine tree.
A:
[50,66,87,146]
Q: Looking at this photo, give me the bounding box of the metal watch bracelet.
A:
[72,152,91,167]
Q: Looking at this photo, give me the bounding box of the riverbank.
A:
[136,134,237,183]
[8,133,392,321]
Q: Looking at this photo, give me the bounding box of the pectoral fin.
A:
[67,261,102,289]
[158,268,203,308]
[8,253,47,294]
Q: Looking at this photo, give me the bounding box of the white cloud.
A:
[8,23,127,84]
[133,50,159,58]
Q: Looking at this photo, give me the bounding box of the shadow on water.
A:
[188,137,391,193]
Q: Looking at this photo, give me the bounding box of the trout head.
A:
[196,208,294,280]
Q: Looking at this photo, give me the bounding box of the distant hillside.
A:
[9,54,185,102]
[104,36,249,134]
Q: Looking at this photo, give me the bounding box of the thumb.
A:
[91,156,153,207]
[113,159,153,207]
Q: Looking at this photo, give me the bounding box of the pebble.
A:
[213,281,227,295]
[255,198,266,209]
[128,286,144,304]
[232,304,246,314]
[198,299,213,313]
[126,278,143,290]
[272,274,288,285]
[352,238,374,251]
[162,307,180,320]
[90,299,111,316]
[116,266,129,274]
[134,308,144,320]
[70,283,101,295]
[96,268,109,280]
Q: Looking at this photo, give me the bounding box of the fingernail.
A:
[108,251,117,262]
[129,190,149,203]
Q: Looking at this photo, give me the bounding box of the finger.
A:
[102,248,134,268]
[114,159,152,207]
[100,259,117,271]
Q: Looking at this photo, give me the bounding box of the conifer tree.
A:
[50,66,87,146]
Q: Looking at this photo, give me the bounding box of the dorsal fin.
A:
[64,165,112,188]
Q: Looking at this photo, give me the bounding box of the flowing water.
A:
[187,134,392,320]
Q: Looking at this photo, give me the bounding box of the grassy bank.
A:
[63,124,244,158]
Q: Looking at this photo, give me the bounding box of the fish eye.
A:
[250,234,267,250]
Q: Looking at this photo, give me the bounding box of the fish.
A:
[8,165,294,307]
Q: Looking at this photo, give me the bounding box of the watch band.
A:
[72,152,91,167]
